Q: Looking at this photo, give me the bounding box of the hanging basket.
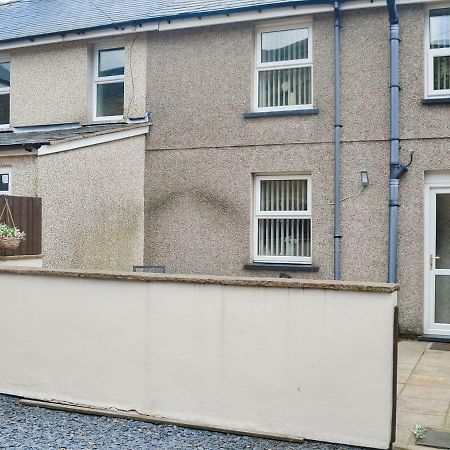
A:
[0,197,26,250]
[0,236,21,249]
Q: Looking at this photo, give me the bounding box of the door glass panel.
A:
[436,193,450,269]
[435,276,450,324]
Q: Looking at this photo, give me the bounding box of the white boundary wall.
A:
[0,269,398,449]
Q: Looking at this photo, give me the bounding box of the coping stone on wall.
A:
[0,267,399,293]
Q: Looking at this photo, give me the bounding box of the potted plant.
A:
[0,223,26,249]
[0,198,26,249]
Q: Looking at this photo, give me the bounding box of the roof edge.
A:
[37,123,150,156]
[0,0,440,51]
[0,0,330,48]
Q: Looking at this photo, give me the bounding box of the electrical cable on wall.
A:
[126,34,139,117]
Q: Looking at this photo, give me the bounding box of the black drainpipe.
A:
[387,0,408,284]
[334,0,342,280]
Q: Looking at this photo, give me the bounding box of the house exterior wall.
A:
[1,2,448,335]
[0,155,37,197]
[143,3,450,336]
[2,34,147,127]
[37,135,145,271]
[10,43,89,126]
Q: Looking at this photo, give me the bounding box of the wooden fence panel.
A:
[0,195,42,256]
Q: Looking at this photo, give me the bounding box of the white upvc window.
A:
[93,46,125,121]
[253,175,312,264]
[426,7,450,97]
[253,21,313,112]
[0,168,11,195]
[0,60,10,128]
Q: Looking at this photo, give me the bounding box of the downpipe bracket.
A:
[390,162,408,179]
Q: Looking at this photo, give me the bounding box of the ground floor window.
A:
[253,175,311,264]
[0,167,11,195]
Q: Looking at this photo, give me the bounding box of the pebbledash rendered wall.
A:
[8,34,147,126]
[0,136,146,272]
[143,4,450,335]
[37,136,146,271]
[1,3,448,335]
[0,267,398,449]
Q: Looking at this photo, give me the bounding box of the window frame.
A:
[93,44,125,122]
[253,20,314,113]
[253,174,312,265]
[425,5,450,98]
[0,59,11,129]
[0,167,12,195]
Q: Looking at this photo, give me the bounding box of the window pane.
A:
[435,275,450,324]
[0,94,10,125]
[0,62,10,89]
[257,218,311,257]
[260,179,308,212]
[258,67,312,108]
[0,173,9,192]
[261,28,309,63]
[96,82,124,117]
[98,48,124,77]
[430,9,450,49]
[434,56,450,91]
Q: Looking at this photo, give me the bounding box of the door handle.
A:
[430,255,441,269]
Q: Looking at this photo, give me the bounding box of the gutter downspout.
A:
[334,0,342,280]
[387,0,407,284]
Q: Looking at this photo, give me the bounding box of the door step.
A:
[418,334,450,344]
[417,430,450,449]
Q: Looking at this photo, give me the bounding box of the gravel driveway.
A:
[0,394,364,450]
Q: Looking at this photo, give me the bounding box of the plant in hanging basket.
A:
[0,223,26,249]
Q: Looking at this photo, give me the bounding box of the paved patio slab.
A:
[396,340,450,450]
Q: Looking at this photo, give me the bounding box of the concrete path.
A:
[396,340,450,449]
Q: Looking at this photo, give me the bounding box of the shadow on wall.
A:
[145,188,245,275]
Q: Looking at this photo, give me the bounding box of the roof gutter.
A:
[0,0,432,51]
[0,0,332,50]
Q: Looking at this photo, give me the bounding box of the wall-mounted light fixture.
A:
[360,171,369,188]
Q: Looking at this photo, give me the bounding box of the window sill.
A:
[244,263,319,272]
[91,117,126,125]
[243,109,319,118]
[421,97,450,105]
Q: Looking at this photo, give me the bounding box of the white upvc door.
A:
[425,185,450,336]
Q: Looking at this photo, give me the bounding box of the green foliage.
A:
[412,424,427,441]
[0,223,26,239]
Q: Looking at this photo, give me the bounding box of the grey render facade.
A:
[0,0,449,337]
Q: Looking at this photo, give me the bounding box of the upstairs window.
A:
[0,61,10,126]
[254,22,313,112]
[0,168,11,195]
[94,47,125,120]
[254,175,312,264]
[427,8,450,97]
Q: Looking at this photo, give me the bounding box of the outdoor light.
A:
[360,171,369,188]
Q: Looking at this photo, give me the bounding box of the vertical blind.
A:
[258,27,312,108]
[430,9,450,92]
[260,179,308,211]
[434,56,450,91]
[257,179,311,259]
[261,28,309,62]
[258,67,312,108]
